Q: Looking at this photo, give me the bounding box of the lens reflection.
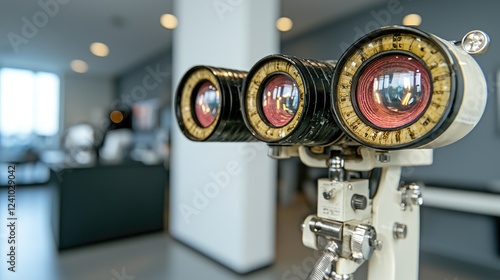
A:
[356,54,431,129]
[194,81,220,128]
[261,74,299,127]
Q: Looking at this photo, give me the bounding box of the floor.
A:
[0,185,498,280]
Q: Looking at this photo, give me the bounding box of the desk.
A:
[50,162,167,249]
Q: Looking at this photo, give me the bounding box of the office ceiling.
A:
[0,0,385,77]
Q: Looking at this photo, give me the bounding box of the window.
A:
[0,68,60,138]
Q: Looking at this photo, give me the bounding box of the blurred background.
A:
[0,0,499,279]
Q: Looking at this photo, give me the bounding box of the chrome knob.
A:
[461,30,490,55]
[323,190,333,200]
[351,225,377,260]
[400,183,423,211]
[351,194,367,210]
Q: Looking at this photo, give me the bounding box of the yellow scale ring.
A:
[245,59,306,141]
[336,33,452,147]
[180,68,221,141]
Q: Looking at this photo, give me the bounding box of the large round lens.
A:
[194,81,220,128]
[261,74,300,127]
[356,54,431,129]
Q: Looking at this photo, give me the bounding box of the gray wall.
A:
[63,74,114,129]
[282,0,500,269]
[115,51,171,108]
[282,0,500,189]
[114,50,172,144]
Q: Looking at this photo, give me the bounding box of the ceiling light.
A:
[402,14,422,26]
[90,42,109,57]
[276,17,293,32]
[161,14,178,30]
[70,60,88,73]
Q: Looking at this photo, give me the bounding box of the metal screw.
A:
[268,146,283,159]
[410,189,423,206]
[373,240,384,250]
[393,223,407,239]
[323,191,333,200]
[400,183,423,211]
[376,152,391,163]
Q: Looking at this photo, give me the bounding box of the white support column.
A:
[368,167,420,280]
[170,0,279,274]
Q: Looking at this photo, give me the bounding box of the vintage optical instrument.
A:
[175,26,489,280]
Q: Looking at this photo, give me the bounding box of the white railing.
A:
[424,186,500,216]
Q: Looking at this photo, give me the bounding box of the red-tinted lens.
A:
[261,74,299,127]
[356,54,431,129]
[194,81,220,128]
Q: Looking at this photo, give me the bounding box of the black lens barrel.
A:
[175,65,256,142]
[242,54,343,145]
